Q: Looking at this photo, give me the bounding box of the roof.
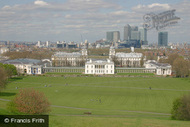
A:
[86,59,114,64]
[52,52,82,58]
[145,60,171,68]
[116,52,142,58]
[0,58,41,65]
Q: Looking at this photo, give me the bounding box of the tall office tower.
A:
[113,31,120,43]
[158,32,168,46]
[131,31,140,40]
[139,27,148,45]
[124,24,131,41]
[131,26,138,31]
[106,32,113,42]
[106,31,120,43]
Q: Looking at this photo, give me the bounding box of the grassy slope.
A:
[0,76,190,127]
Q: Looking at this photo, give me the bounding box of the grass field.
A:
[0,76,190,127]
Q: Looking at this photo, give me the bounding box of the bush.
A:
[8,89,51,114]
[171,93,190,120]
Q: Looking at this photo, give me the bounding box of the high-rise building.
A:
[139,27,148,45]
[124,24,131,41]
[106,32,113,42]
[131,26,138,31]
[158,32,168,46]
[106,31,120,43]
[131,31,140,40]
[113,31,120,43]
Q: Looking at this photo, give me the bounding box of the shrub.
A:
[171,93,190,120]
[8,89,51,114]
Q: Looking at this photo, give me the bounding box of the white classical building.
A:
[51,48,88,67]
[0,59,51,75]
[85,59,114,75]
[109,46,144,67]
[144,60,172,75]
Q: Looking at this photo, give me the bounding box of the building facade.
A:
[51,48,88,67]
[0,59,51,75]
[109,47,143,67]
[144,60,172,75]
[85,59,114,75]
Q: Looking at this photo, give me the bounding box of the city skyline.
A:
[0,0,189,43]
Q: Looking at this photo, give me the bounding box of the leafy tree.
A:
[171,93,190,120]
[0,63,17,78]
[167,53,179,66]
[0,67,8,91]
[173,57,189,77]
[8,89,51,114]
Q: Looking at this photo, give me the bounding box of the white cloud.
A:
[34,0,49,6]
[148,3,170,9]
[132,3,171,13]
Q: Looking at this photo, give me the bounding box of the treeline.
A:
[3,49,53,60]
[159,53,190,77]
[0,63,17,91]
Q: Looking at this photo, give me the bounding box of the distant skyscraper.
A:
[124,24,131,41]
[113,31,120,43]
[139,27,148,45]
[158,32,168,46]
[106,32,113,42]
[131,31,140,40]
[130,26,140,41]
[106,31,120,43]
[131,26,138,31]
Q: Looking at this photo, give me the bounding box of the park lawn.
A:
[0,76,190,126]
[48,115,190,127]
[45,72,82,75]
[117,73,155,76]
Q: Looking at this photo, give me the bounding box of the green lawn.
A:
[1,76,190,126]
[117,73,155,76]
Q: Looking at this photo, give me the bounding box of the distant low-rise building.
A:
[85,59,114,75]
[0,47,9,54]
[144,60,172,75]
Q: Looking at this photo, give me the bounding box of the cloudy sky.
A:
[0,0,189,43]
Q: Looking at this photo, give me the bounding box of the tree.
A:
[171,93,190,120]
[0,67,7,91]
[167,53,179,66]
[0,63,17,78]
[173,57,189,77]
[8,89,51,114]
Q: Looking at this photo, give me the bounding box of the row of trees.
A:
[3,50,53,60]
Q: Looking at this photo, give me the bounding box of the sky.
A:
[0,0,189,43]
